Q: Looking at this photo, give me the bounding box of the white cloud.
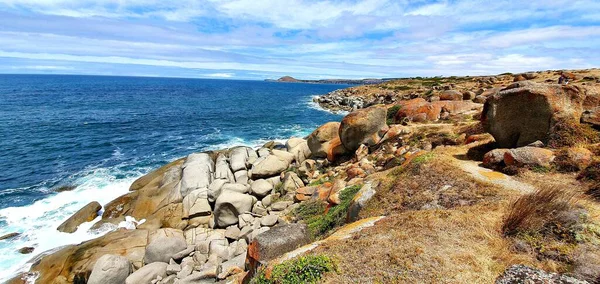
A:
[205,72,234,78]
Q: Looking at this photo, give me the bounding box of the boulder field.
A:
[8,70,600,284]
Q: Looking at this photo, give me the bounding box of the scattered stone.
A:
[0,232,20,241]
[270,201,292,211]
[260,214,278,227]
[57,201,102,233]
[482,149,510,169]
[225,226,241,240]
[496,264,587,284]
[18,247,34,254]
[221,183,249,194]
[218,253,246,280]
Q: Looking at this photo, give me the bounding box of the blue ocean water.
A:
[0,74,346,281]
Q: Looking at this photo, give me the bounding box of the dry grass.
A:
[361,154,501,217]
[315,203,532,284]
[502,187,577,236]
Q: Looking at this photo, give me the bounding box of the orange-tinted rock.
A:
[339,105,389,151]
[439,90,463,101]
[327,179,347,205]
[432,101,483,114]
[21,229,149,284]
[482,149,510,169]
[504,147,555,168]
[566,147,593,170]
[315,182,333,201]
[296,186,318,196]
[465,133,493,144]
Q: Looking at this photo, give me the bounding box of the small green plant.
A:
[308,177,330,186]
[274,182,284,195]
[293,200,326,221]
[531,165,552,173]
[305,185,362,237]
[386,105,401,125]
[412,152,435,165]
[251,255,337,284]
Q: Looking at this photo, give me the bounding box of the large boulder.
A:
[339,105,389,151]
[250,155,289,178]
[144,234,187,264]
[21,229,149,283]
[250,179,273,197]
[307,122,345,159]
[57,201,102,233]
[229,147,249,172]
[214,191,256,227]
[482,82,585,148]
[181,153,214,197]
[88,254,132,284]
[247,223,311,265]
[125,262,168,284]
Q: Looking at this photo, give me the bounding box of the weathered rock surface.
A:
[144,234,187,264]
[125,262,167,284]
[251,155,289,178]
[181,153,214,197]
[339,105,389,151]
[307,122,346,160]
[247,223,311,265]
[88,254,132,284]
[57,201,102,233]
[482,82,585,148]
[504,147,555,168]
[24,229,148,283]
[214,192,256,227]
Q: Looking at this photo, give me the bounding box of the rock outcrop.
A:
[482,82,585,148]
[57,201,102,233]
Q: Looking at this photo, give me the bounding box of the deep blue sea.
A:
[0,75,346,281]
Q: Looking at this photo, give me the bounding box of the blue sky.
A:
[0,0,599,80]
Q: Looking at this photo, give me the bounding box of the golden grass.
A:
[502,187,576,236]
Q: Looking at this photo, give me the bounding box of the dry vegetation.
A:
[311,127,600,283]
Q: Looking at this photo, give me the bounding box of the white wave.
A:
[0,168,139,282]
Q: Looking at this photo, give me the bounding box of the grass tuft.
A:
[502,187,576,237]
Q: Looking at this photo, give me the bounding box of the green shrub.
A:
[386,105,401,125]
[293,200,326,221]
[251,255,337,284]
[305,185,362,237]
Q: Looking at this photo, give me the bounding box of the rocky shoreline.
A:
[8,69,600,284]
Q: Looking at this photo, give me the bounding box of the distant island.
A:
[265,76,392,85]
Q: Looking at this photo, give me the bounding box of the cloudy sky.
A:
[0,0,599,79]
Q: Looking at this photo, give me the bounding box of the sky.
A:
[0,0,599,80]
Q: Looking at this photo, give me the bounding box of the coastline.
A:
[7,68,600,283]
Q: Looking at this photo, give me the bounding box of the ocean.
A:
[0,74,346,281]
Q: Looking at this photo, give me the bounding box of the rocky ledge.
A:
[9,72,600,284]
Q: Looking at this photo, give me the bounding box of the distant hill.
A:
[265,76,390,85]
